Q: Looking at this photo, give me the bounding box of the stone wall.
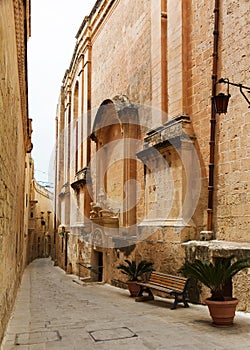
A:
[91,0,152,110]
[0,0,31,342]
[215,0,250,241]
[54,0,250,311]
[184,0,215,233]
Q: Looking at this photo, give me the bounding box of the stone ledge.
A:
[182,240,250,251]
[182,240,250,259]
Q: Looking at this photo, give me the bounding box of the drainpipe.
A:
[206,0,220,235]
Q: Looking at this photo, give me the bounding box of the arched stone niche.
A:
[90,95,139,229]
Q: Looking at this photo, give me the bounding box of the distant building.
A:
[28,179,54,262]
[0,0,32,342]
[54,0,250,310]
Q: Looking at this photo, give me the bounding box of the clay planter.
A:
[126,281,140,297]
[205,298,239,326]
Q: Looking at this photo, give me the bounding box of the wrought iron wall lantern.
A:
[212,78,250,114]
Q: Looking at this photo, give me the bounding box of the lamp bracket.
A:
[217,78,250,107]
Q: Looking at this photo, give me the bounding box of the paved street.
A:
[1,258,250,350]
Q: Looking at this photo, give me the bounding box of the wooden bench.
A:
[135,271,190,310]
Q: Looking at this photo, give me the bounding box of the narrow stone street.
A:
[2,258,250,350]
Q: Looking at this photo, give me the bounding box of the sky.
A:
[28,0,96,188]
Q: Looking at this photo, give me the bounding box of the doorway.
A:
[92,250,103,282]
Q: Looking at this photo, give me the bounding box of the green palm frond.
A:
[117,259,154,281]
[179,255,250,301]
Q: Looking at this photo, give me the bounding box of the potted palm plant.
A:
[117,259,154,297]
[180,255,250,326]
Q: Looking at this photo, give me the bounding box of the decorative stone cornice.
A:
[33,180,53,199]
[145,115,195,146]
[13,0,31,153]
[137,115,195,161]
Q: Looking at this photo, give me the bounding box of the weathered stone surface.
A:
[54,0,250,311]
[0,0,31,343]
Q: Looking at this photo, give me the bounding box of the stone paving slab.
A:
[1,258,250,349]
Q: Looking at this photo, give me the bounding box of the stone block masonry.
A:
[0,0,31,343]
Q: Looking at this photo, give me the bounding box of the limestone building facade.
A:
[54,0,250,310]
[0,0,32,342]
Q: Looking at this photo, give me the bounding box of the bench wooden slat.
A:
[142,280,184,293]
[137,282,173,294]
[148,273,187,291]
[149,278,186,288]
[151,272,187,280]
[136,271,190,309]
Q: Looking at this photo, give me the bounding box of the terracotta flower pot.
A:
[205,298,239,326]
[126,281,140,297]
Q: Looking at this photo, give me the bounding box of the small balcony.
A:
[71,167,90,191]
